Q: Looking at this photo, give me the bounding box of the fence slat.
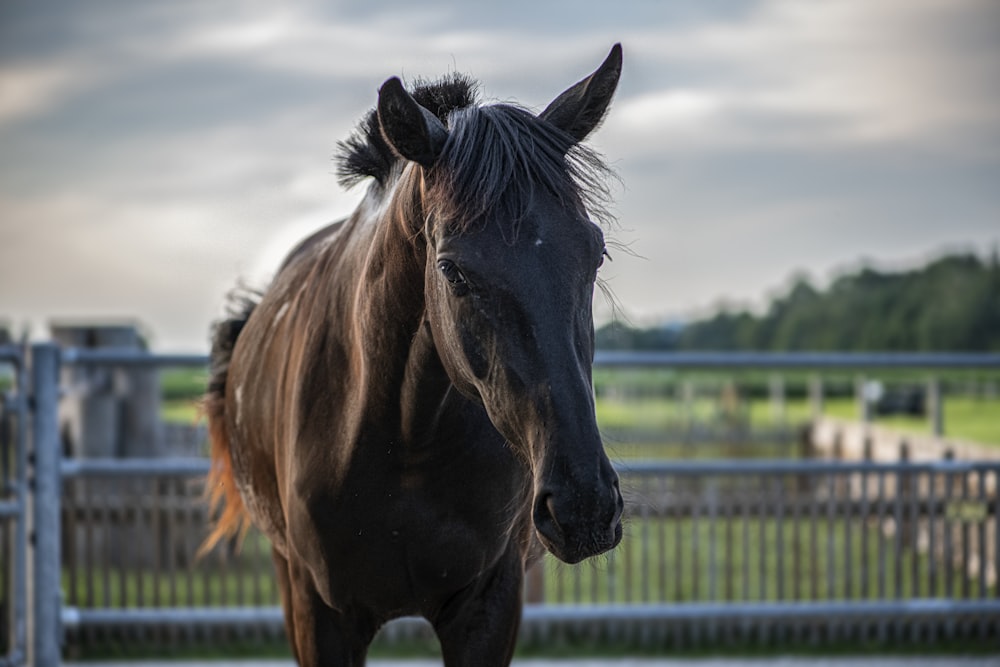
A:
[877,471,887,601]
[827,473,836,601]
[961,470,971,601]
[929,468,938,598]
[741,489,749,602]
[910,468,920,600]
[758,476,766,601]
[897,444,908,638]
[774,476,784,602]
[675,493,683,603]
[810,477,819,601]
[944,461,955,600]
[995,468,1000,601]
[640,476,650,604]
[844,470,853,600]
[724,495,733,603]
[658,476,667,604]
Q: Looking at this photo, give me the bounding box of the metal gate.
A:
[6,344,1000,665]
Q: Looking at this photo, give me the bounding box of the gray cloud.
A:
[1,0,997,349]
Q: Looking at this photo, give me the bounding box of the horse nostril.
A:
[533,491,564,539]
[609,479,624,529]
[611,494,624,530]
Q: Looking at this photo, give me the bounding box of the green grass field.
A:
[595,395,1000,448]
[542,515,991,604]
[161,365,1000,448]
[58,513,991,612]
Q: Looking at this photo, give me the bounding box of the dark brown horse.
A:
[204,45,624,666]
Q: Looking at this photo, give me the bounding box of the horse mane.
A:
[335,74,615,241]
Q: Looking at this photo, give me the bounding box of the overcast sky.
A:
[2,0,998,351]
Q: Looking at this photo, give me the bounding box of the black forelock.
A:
[335,72,615,240]
[335,73,479,189]
[430,103,615,240]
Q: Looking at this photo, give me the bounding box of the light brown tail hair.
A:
[199,291,259,556]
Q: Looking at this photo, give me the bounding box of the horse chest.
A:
[297,444,530,616]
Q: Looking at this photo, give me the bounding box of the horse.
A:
[203,44,624,666]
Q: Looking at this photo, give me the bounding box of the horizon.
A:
[1,243,992,350]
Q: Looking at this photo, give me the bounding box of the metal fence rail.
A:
[50,456,1000,646]
[60,347,1000,371]
[593,350,1000,370]
[5,344,1000,664]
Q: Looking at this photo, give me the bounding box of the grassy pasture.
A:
[542,514,992,604]
[158,366,1000,447]
[57,513,993,610]
[596,395,1000,448]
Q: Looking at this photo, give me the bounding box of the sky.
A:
[1,0,998,351]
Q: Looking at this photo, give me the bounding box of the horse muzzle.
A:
[531,472,624,564]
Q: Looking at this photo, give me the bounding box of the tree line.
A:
[597,251,1000,352]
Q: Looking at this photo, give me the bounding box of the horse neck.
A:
[349,172,452,443]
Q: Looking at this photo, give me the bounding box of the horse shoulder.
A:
[224,233,351,553]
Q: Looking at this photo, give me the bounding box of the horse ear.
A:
[540,43,622,143]
[377,77,449,168]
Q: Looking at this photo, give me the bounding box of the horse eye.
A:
[599,247,611,268]
[437,259,468,290]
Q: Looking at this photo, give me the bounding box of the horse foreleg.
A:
[433,551,523,667]
[281,553,377,666]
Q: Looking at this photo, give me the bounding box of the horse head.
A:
[377,45,624,564]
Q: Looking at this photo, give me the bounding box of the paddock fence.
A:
[3,345,1000,665]
[0,346,27,667]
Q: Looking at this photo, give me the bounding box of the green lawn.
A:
[63,564,280,610]
[540,514,992,605]
[159,366,1000,448]
[160,368,208,424]
[58,514,990,612]
[871,396,1000,445]
[163,394,1000,448]
[62,530,278,609]
[161,368,210,401]
[597,395,1000,448]
[162,399,203,424]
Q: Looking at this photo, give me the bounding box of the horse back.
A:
[203,219,350,554]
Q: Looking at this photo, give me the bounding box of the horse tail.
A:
[200,289,259,556]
